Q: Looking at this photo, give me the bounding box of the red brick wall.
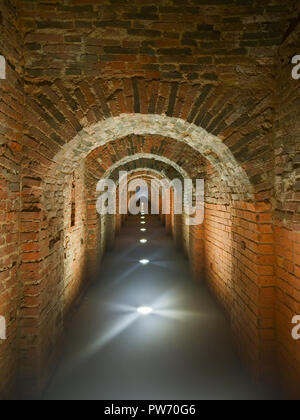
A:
[180,212,188,258]
[0,0,299,400]
[182,163,277,385]
[170,189,175,237]
[190,222,204,280]
[274,24,300,397]
[19,163,90,396]
[187,200,276,383]
[63,166,88,315]
[0,0,23,399]
[275,227,300,396]
[205,204,233,312]
[115,187,122,236]
[87,197,101,274]
[19,0,294,89]
[230,201,275,382]
[165,211,172,235]
[173,214,183,249]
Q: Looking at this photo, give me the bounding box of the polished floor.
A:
[44,215,273,400]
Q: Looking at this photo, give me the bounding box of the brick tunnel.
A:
[0,0,300,401]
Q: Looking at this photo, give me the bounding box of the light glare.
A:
[137,306,152,315]
[139,259,149,265]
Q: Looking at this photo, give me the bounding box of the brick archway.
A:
[1,0,299,400]
[18,113,260,397]
[103,153,189,181]
[49,114,253,200]
[113,169,180,239]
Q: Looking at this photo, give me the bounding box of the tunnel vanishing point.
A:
[0,0,300,400]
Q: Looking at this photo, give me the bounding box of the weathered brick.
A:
[0,0,299,402]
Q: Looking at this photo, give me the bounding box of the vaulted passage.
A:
[0,0,300,401]
[44,215,272,400]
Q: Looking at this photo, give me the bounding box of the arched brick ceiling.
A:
[23,76,272,200]
[123,171,167,188]
[50,115,252,200]
[84,136,226,202]
[107,159,184,184]
[21,0,296,84]
[102,154,189,181]
[25,77,273,172]
[20,0,298,202]
[118,171,168,199]
[117,169,170,183]
[85,156,185,191]
[85,134,205,182]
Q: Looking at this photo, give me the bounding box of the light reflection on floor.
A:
[44,215,275,400]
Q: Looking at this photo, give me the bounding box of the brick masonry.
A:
[273,20,300,397]
[0,0,23,399]
[0,0,299,400]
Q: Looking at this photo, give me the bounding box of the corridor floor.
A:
[44,215,274,400]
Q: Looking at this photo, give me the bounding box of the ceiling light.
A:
[141,228,146,232]
[137,306,152,315]
[140,239,147,244]
[139,259,149,265]
[141,221,146,224]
